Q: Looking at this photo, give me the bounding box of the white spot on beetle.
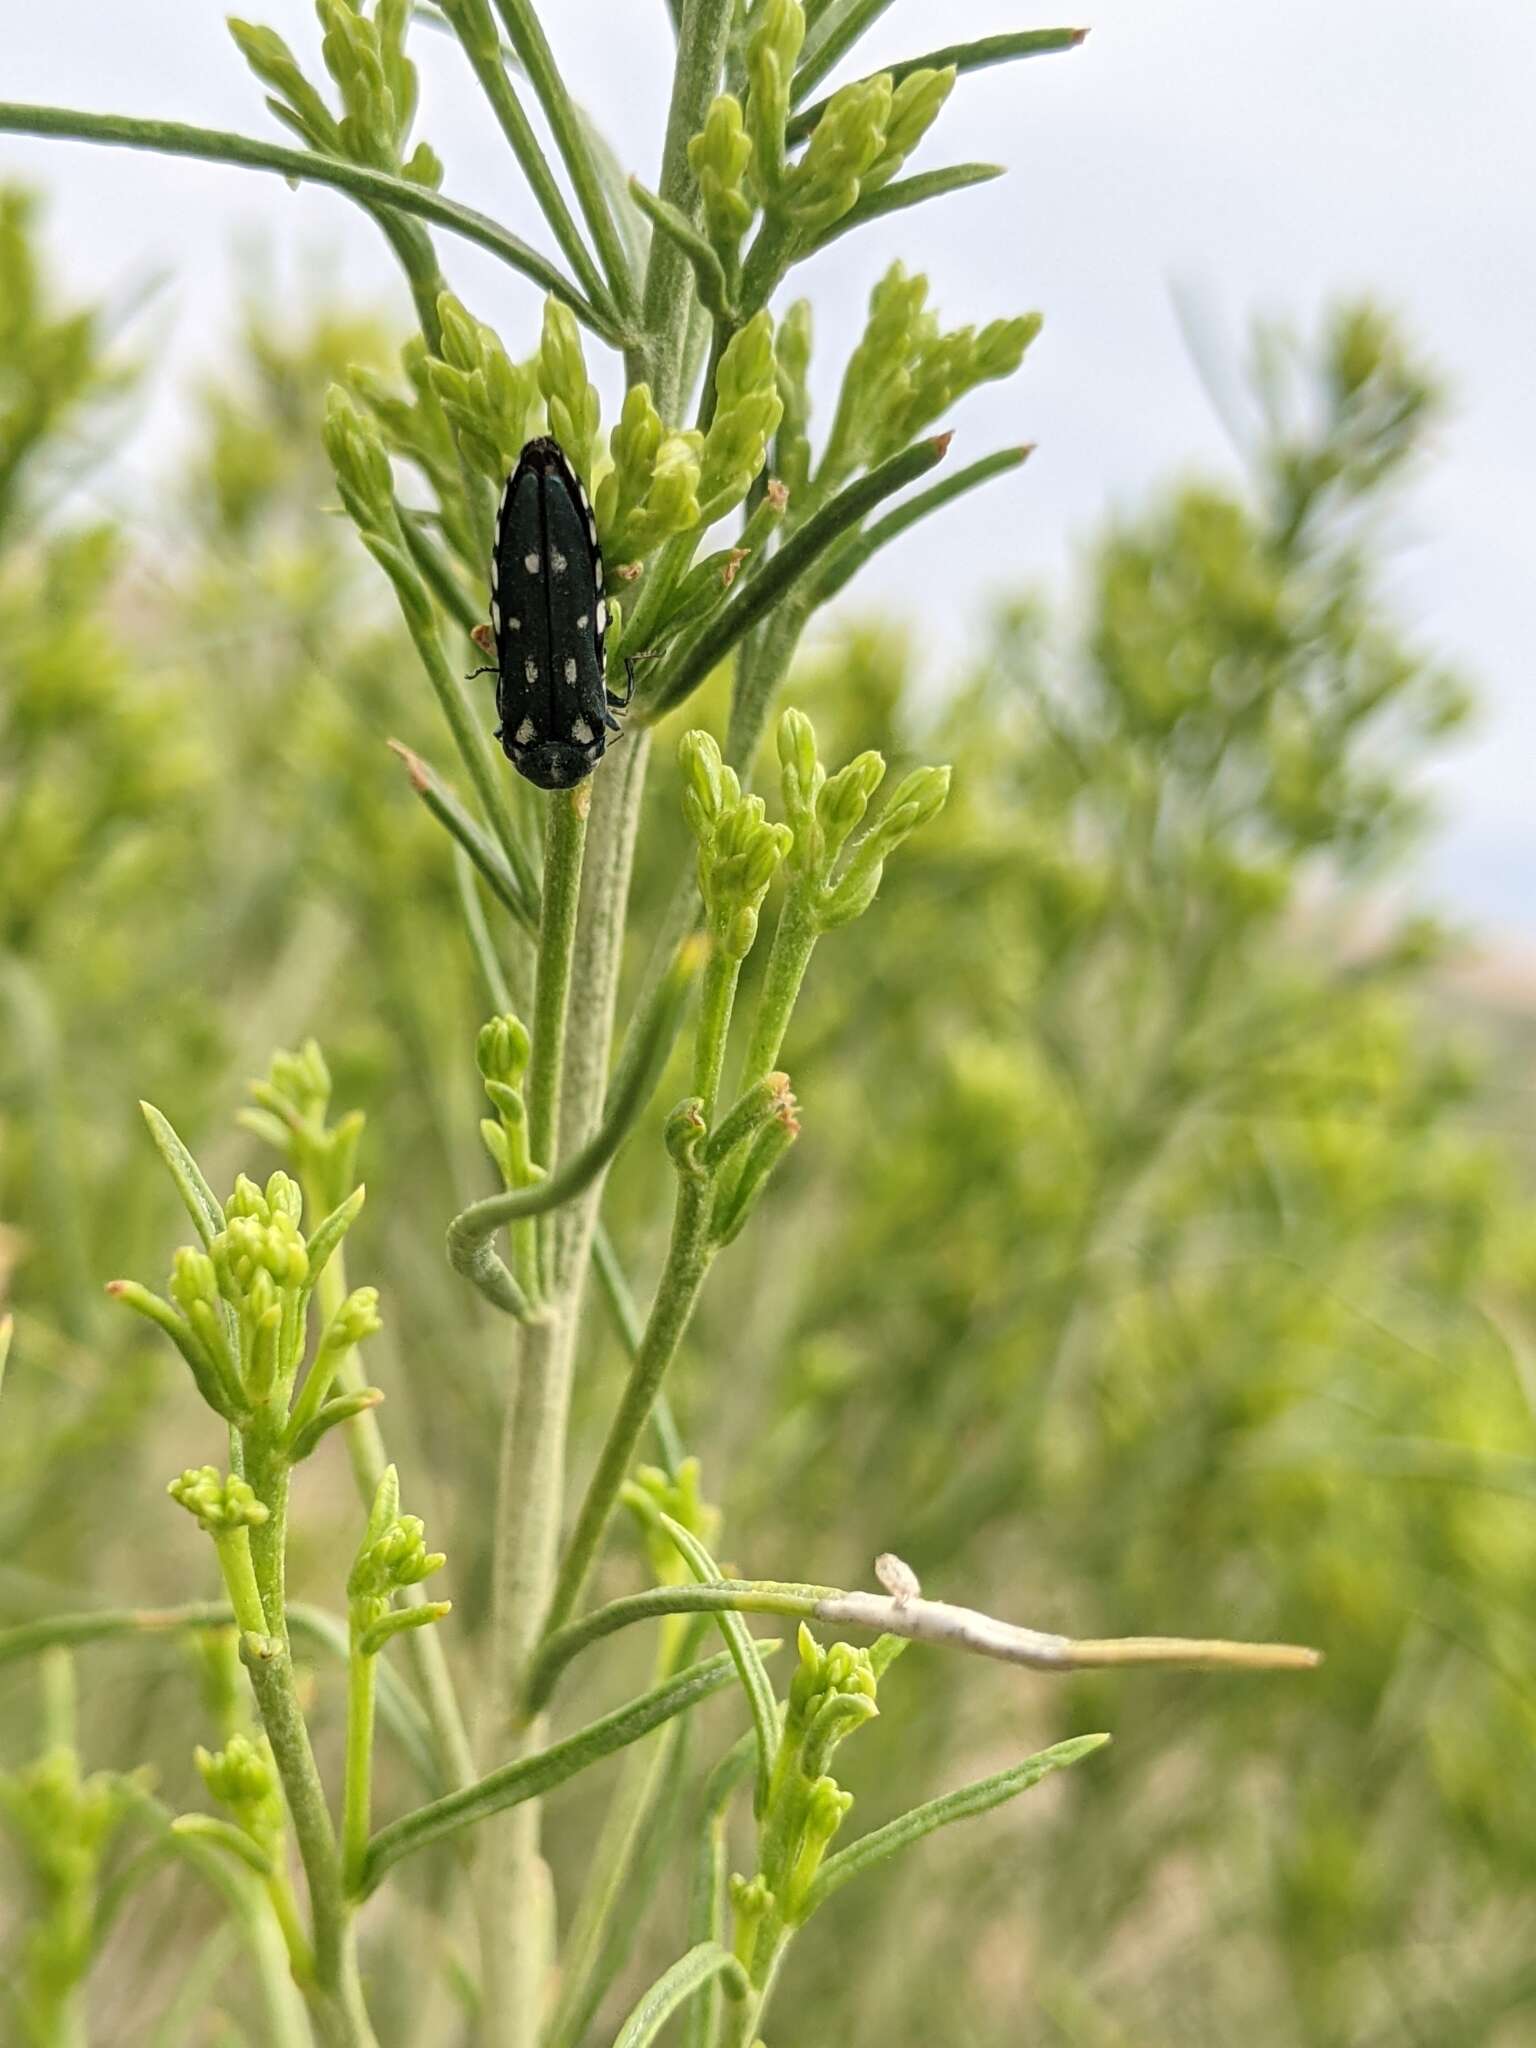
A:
[498,476,512,516]
[515,718,535,745]
[572,718,594,745]
[595,598,608,633]
[576,613,589,631]
[524,551,540,574]
[491,599,502,632]
[551,548,567,574]
[525,657,539,683]
[594,556,604,588]
[506,614,520,632]
[564,656,578,684]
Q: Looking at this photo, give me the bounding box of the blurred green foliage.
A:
[4,188,1535,2045]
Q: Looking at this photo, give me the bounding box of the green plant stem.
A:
[528,789,589,1253]
[541,1174,716,1649]
[0,103,621,341]
[440,0,613,315]
[366,1649,754,1893]
[739,884,819,1089]
[390,738,538,934]
[342,1647,376,1894]
[693,942,741,1121]
[211,1528,271,1639]
[240,1636,375,2048]
[308,1238,476,1796]
[491,0,638,322]
[640,0,737,395]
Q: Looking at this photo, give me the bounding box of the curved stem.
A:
[0,102,623,342]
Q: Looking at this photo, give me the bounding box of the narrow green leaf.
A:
[0,1315,11,1401]
[804,1732,1111,1917]
[610,1943,748,2048]
[301,1186,368,1299]
[654,1514,780,1820]
[629,178,734,321]
[788,27,1089,138]
[139,1101,224,1247]
[806,163,1003,253]
[810,444,1033,607]
[388,739,539,932]
[638,434,951,721]
[362,1647,774,1892]
[0,103,623,342]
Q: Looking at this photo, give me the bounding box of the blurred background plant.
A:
[3,61,1535,2045]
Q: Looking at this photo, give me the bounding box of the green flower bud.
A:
[538,298,601,477]
[168,1247,220,1319]
[688,94,755,263]
[698,313,783,520]
[678,730,733,839]
[195,1732,283,1853]
[322,386,396,534]
[349,1467,446,1617]
[665,1098,708,1176]
[818,763,951,929]
[627,1457,722,1584]
[401,139,444,189]
[745,0,806,195]
[774,298,814,498]
[322,1286,383,1354]
[477,1013,531,1089]
[786,75,891,235]
[816,751,886,867]
[861,65,956,194]
[168,1467,269,1534]
[228,20,340,152]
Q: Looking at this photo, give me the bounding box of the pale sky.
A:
[5,2,1532,932]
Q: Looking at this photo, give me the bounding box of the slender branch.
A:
[527,788,590,1226]
[526,1575,1321,1712]
[637,435,952,721]
[361,1649,759,1893]
[0,102,624,342]
[804,163,1004,253]
[388,739,538,933]
[541,1174,716,1641]
[639,0,736,400]
[491,0,640,321]
[438,0,614,316]
[342,1646,376,1894]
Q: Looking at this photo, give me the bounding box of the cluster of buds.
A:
[696,314,784,526]
[240,1039,365,1220]
[476,1011,539,1188]
[347,1466,450,1658]
[823,262,1041,485]
[731,1626,879,1966]
[426,290,542,485]
[194,1733,284,1862]
[596,382,704,564]
[536,299,602,480]
[777,707,951,930]
[725,2,956,249]
[626,1458,721,1587]
[111,1151,378,1455]
[229,1,440,189]
[679,731,794,961]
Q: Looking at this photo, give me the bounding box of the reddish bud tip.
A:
[387,739,431,793]
[930,431,954,458]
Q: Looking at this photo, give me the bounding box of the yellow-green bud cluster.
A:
[241,1037,365,1218]
[628,1458,721,1586]
[195,1733,282,1852]
[427,290,542,484]
[689,95,755,268]
[697,312,784,524]
[348,1467,450,1657]
[476,1012,538,1188]
[775,708,950,929]
[168,1467,270,1534]
[745,0,805,196]
[538,299,601,481]
[596,384,704,562]
[679,731,793,960]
